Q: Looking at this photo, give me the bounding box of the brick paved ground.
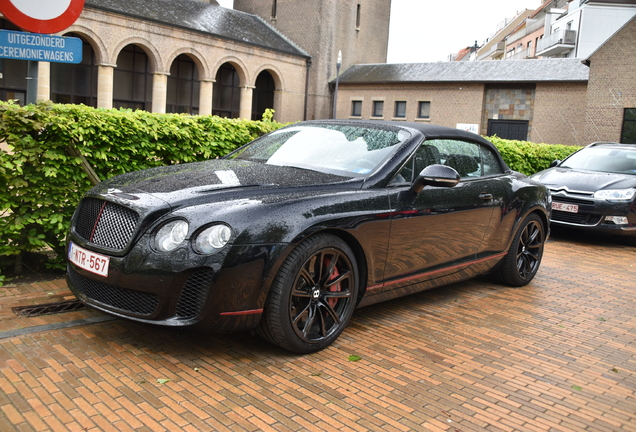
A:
[0,230,635,431]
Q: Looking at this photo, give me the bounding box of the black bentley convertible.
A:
[67,120,550,353]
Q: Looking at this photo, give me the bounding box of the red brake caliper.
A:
[325,258,341,308]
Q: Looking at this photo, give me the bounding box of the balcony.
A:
[477,41,506,60]
[506,19,542,45]
[526,18,544,35]
[504,48,532,60]
[536,29,577,57]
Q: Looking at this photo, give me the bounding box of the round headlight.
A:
[155,220,189,252]
[194,224,232,254]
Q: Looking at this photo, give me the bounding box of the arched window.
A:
[252,70,275,120]
[167,55,200,114]
[0,19,27,105]
[51,34,97,107]
[113,45,152,110]
[212,63,240,118]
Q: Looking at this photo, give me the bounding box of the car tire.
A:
[494,213,545,287]
[258,233,359,353]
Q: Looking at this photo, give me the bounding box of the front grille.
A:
[68,267,159,316]
[552,211,602,225]
[75,198,139,250]
[175,269,214,319]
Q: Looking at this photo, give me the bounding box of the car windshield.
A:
[561,146,636,174]
[228,124,411,177]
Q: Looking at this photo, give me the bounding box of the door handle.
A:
[479,193,493,200]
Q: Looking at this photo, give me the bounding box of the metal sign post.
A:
[26,60,37,104]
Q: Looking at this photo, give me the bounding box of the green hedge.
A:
[0,101,283,283]
[489,136,581,176]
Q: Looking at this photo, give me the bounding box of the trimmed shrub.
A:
[489,136,581,176]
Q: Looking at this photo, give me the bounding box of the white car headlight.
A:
[593,189,636,202]
[155,220,189,252]
[194,224,232,254]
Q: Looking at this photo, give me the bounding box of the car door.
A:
[382,138,501,291]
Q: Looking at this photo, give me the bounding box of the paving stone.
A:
[0,234,635,430]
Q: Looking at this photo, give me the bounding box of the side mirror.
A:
[549,160,561,168]
[411,164,460,194]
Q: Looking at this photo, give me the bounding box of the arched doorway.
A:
[0,19,27,105]
[113,44,152,110]
[51,34,98,107]
[212,63,240,118]
[167,54,200,114]
[252,70,275,120]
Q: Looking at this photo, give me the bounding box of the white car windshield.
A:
[229,124,411,176]
[562,147,636,174]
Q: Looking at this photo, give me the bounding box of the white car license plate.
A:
[552,201,579,213]
[68,242,110,277]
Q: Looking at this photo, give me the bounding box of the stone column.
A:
[273,90,284,122]
[97,64,115,109]
[199,79,214,116]
[239,85,255,120]
[152,72,169,114]
[37,61,50,101]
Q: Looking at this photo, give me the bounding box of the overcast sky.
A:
[216,0,543,63]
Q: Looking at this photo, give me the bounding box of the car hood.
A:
[89,159,359,208]
[531,167,636,193]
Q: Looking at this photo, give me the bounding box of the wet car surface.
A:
[67,120,550,353]
[531,142,636,239]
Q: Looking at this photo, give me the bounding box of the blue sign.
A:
[0,30,82,64]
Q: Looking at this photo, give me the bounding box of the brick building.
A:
[334,59,590,146]
[333,14,636,146]
[583,15,636,144]
[0,0,390,123]
[234,0,391,120]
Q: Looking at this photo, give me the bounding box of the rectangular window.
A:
[372,101,384,117]
[351,100,362,117]
[621,108,636,144]
[417,101,430,119]
[394,101,406,118]
[356,4,361,29]
[272,0,277,19]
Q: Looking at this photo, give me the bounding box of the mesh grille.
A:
[552,211,602,225]
[75,198,140,250]
[175,269,214,319]
[75,198,104,240]
[68,267,159,316]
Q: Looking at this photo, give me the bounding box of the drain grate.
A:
[12,300,87,317]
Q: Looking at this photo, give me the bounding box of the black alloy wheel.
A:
[258,234,359,353]
[495,213,545,287]
[516,218,543,280]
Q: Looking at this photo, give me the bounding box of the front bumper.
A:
[550,193,636,237]
[67,234,288,332]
